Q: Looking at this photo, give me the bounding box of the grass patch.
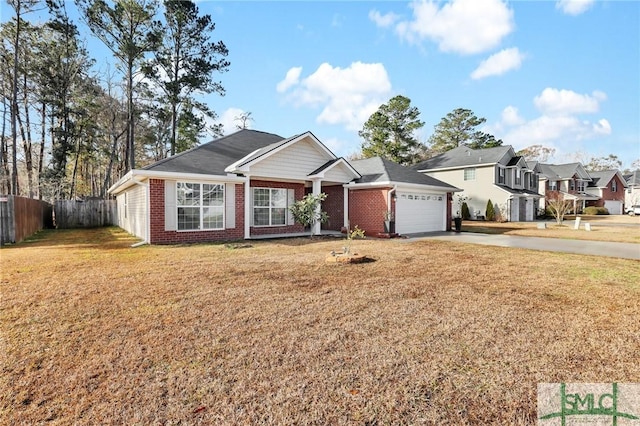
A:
[462,218,640,243]
[1,228,639,424]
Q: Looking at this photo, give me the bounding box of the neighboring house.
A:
[537,163,599,213]
[412,145,541,222]
[584,170,628,214]
[623,169,640,209]
[108,129,458,244]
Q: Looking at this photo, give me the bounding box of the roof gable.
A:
[412,145,514,171]
[225,132,359,182]
[351,157,459,190]
[538,163,591,180]
[586,170,628,188]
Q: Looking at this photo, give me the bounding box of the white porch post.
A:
[343,186,349,231]
[244,176,251,239]
[312,179,322,235]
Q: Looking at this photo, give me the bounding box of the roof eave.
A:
[108,169,247,195]
[415,162,498,173]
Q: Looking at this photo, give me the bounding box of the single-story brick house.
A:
[108,130,458,244]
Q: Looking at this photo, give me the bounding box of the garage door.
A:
[604,200,623,215]
[395,191,446,234]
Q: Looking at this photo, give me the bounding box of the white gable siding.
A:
[323,165,356,183]
[249,138,332,179]
[117,183,147,240]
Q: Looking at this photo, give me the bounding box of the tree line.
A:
[357,95,639,172]
[1,0,229,200]
[2,0,635,203]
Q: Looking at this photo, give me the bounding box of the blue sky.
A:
[3,0,639,168]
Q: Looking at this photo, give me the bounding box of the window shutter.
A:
[287,189,295,225]
[225,183,235,229]
[164,180,177,231]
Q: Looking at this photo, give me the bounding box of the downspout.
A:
[130,178,150,247]
[387,185,397,217]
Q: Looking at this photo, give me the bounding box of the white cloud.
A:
[471,47,524,79]
[556,0,595,15]
[534,88,606,116]
[490,87,611,154]
[277,61,392,131]
[217,108,251,135]
[276,67,302,93]
[369,9,400,28]
[393,0,514,55]
[501,105,525,126]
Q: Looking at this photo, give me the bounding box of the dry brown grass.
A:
[463,215,640,243]
[2,228,639,425]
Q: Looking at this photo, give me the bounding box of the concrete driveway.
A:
[405,232,640,260]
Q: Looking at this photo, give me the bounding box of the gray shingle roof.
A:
[586,170,627,188]
[350,157,458,189]
[538,163,583,180]
[623,169,640,186]
[412,145,513,171]
[143,129,285,175]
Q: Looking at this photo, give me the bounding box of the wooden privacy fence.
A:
[54,199,117,229]
[0,195,53,245]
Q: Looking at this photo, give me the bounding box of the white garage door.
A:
[395,191,446,234]
[604,200,623,215]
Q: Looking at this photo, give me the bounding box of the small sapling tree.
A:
[547,192,573,225]
[289,193,329,237]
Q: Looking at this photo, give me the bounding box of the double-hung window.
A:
[611,180,617,192]
[498,167,505,184]
[515,169,522,186]
[253,188,287,226]
[549,181,558,191]
[464,168,476,181]
[577,181,585,192]
[177,182,224,230]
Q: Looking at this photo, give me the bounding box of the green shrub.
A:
[583,206,609,215]
[461,202,471,220]
[486,199,495,221]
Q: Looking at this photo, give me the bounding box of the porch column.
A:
[343,186,349,231]
[312,178,322,235]
[244,176,251,239]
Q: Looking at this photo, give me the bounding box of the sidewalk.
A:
[404,232,640,260]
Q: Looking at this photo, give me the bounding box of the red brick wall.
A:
[587,174,626,208]
[348,188,389,235]
[149,179,244,244]
[249,180,305,236]
[321,185,345,231]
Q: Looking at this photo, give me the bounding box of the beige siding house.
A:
[412,146,541,222]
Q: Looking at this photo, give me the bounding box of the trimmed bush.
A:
[461,202,471,220]
[583,206,609,215]
[486,199,495,221]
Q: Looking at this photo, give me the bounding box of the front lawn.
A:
[462,215,640,244]
[2,228,639,424]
